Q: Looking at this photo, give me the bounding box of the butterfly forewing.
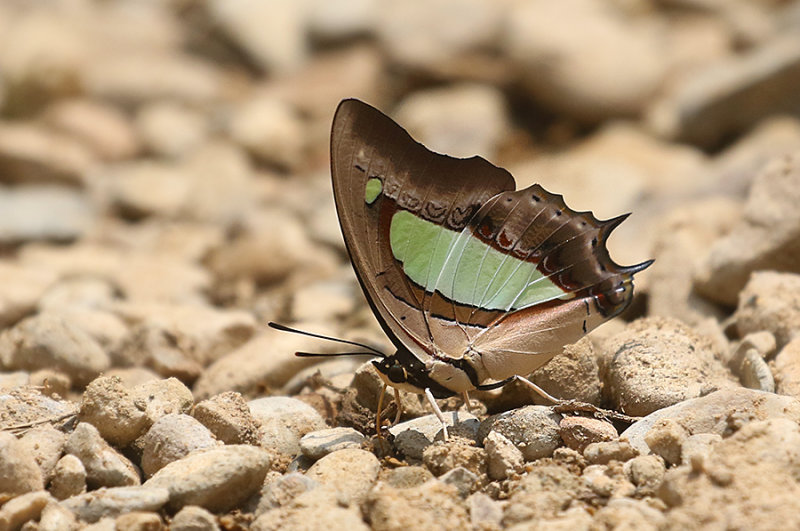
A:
[330,99,515,358]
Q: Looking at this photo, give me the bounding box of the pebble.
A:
[38,502,78,531]
[422,438,488,478]
[115,511,163,530]
[468,492,504,529]
[0,312,111,387]
[193,330,331,401]
[366,480,470,531]
[305,448,380,505]
[60,486,170,524]
[64,422,140,489]
[375,0,502,71]
[290,280,356,323]
[50,454,87,500]
[0,263,56,328]
[388,411,480,461]
[583,440,638,465]
[135,101,208,159]
[380,466,434,490]
[530,337,603,406]
[601,317,734,416]
[659,419,800,529]
[593,497,666,530]
[249,396,327,455]
[252,488,368,531]
[775,337,800,399]
[205,0,308,74]
[559,416,618,453]
[504,0,666,122]
[258,472,320,513]
[84,51,224,105]
[647,198,741,326]
[44,99,140,161]
[143,445,271,512]
[192,391,261,445]
[734,272,800,349]
[79,376,149,447]
[484,430,524,480]
[140,414,220,478]
[0,123,95,186]
[708,116,800,197]
[649,36,800,148]
[18,424,66,483]
[624,455,666,496]
[0,431,44,500]
[393,84,509,159]
[0,491,52,530]
[680,433,722,471]
[228,95,306,170]
[503,464,585,524]
[128,377,194,426]
[644,418,688,466]
[170,505,220,531]
[696,153,800,305]
[478,405,562,461]
[19,244,210,304]
[0,185,94,243]
[621,388,800,456]
[299,427,365,460]
[0,388,77,431]
[438,467,479,498]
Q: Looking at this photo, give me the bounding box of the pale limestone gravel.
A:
[59,486,170,523]
[64,422,139,489]
[143,445,271,512]
[299,427,366,460]
[388,411,480,461]
[0,431,44,501]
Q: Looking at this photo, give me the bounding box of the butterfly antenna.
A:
[268,322,386,357]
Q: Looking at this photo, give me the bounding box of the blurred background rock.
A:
[1,0,800,395]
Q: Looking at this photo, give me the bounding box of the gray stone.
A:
[299,427,365,460]
[0,431,44,500]
[140,414,220,478]
[621,388,800,456]
[249,396,327,455]
[478,406,561,461]
[389,411,480,460]
[0,312,110,387]
[64,422,140,489]
[143,445,271,512]
[0,185,93,243]
[60,486,169,524]
[305,448,380,505]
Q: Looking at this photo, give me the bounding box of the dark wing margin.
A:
[330,98,515,355]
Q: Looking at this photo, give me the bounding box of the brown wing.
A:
[330,99,515,358]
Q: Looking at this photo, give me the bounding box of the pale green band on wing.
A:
[389,210,568,311]
[365,178,382,204]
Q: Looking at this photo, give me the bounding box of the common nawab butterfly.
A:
[271,99,652,438]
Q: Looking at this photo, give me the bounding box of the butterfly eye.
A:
[387,364,407,384]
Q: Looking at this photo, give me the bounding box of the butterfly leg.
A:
[512,375,640,423]
[376,383,388,439]
[512,375,562,404]
[424,388,449,441]
[461,391,475,413]
[393,387,403,425]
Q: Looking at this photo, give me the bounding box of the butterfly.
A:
[274,99,651,438]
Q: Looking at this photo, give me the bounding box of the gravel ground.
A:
[2,1,800,530]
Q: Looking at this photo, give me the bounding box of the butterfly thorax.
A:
[373,346,494,398]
